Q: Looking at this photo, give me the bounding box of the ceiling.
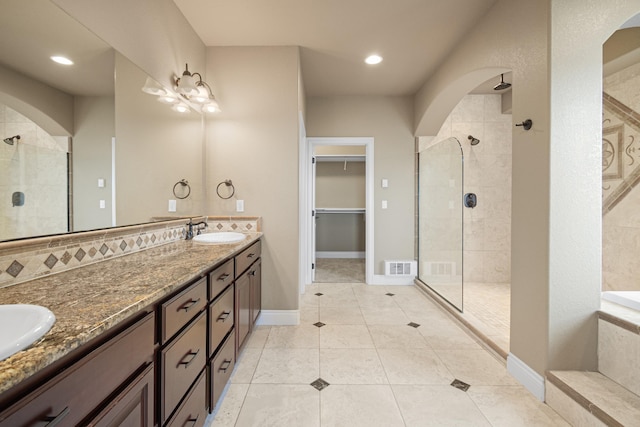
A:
[0,0,114,97]
[174,0,499,97]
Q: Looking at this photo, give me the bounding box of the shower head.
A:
[468,135,480,146]
[3,135,20,145]
[493,74,511,91]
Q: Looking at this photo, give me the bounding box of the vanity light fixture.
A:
[157,94,180,104]
[50,55,73,65]
[365,54,383,65]
[171,103,190,113]
[175,63,221,113]
[141,76,168,96]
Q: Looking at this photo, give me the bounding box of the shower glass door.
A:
[418,137,464,311]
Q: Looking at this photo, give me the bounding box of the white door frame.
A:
[300,136,374,293]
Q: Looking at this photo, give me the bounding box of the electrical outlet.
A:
[236,200,245,212]
[99,200,106,209]
[382,200,388,209]
[168,199,177,212]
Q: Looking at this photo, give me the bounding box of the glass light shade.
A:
[202,101,221,113]
[157,95,179,104]
[141,77,167,96]
[177,73,198,96]
[172,103,190,113]
[190,86,210,104]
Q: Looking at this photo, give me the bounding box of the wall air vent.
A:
[384,260,417,277]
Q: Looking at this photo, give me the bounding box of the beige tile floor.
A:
[314,258,365,283]
[205,282,569,426]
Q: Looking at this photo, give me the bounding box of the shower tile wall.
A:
[0,103,69,240]
[436,95,512,283]
[603,61,640,291]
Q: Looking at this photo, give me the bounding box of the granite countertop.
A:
[0,232,262,395]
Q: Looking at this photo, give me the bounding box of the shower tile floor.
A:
[206,282,568,426]
[463,282,511,352]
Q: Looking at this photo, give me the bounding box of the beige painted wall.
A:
[414,0,640,376]
[316,161,365,208]
[72,96,115,231]
[315,161,365,254]
[206,46,300,311]
[306,96,415,274]
[115,53,204,225]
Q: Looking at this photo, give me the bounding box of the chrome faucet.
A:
[185,218,208,240]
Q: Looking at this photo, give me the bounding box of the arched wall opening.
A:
[411,0,640,400]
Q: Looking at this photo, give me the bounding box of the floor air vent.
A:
[384,261,417,277]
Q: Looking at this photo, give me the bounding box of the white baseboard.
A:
[316,251,365,259]
[256,310,300,326]
[507,353,545,401]
[369,274,415,286]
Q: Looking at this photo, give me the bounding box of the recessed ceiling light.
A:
[51,56,73,65]
[365,54,383,65]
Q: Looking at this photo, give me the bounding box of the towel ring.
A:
[216,179,235,199]
[173,179,191,199]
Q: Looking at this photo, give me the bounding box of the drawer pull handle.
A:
[178,349,200,368]
[247,253,256,258]
[219,359,232,373]
[187,414,200,426]
[217,311,231,322]
[217,273,230,281]
[179,298,201,312]
[43,407,70,426]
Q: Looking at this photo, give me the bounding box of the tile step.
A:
[546,370,640,427]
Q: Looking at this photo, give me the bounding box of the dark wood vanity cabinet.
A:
[0,238,262,427]
[235,241,262,356]
[0,312,155,427]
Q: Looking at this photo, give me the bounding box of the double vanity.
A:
[0,229,262,427]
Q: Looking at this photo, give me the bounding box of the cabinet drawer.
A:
[161,277,207,343]
[161,311,206,424]
[209,284,234,357]
[208,259,234,300]
[0,313,155,427]
[89,363,154,427]
[235,240,261,278]
[166,371,206,427]
[210,332,235,411]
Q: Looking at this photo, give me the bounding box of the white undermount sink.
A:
[193,232,246,244]
[0,304,56,361]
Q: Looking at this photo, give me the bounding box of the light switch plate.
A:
[382,179,388,188]
[236,200,245,212]
[97,178,105,188]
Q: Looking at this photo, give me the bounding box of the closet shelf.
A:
[315,155,365,162]
[315,208,365,214]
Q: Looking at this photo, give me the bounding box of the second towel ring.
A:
[216,180,235,199]
[173,179,191,199]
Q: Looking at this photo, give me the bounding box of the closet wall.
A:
[315,154,365,258]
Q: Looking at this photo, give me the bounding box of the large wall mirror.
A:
[0,0,204,242]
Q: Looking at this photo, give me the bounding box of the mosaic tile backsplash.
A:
[0,216,261,289]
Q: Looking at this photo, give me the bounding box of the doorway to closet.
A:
[304,137,374,287]
[314,144,366,283]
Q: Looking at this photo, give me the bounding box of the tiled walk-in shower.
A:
[206,283,566,426]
